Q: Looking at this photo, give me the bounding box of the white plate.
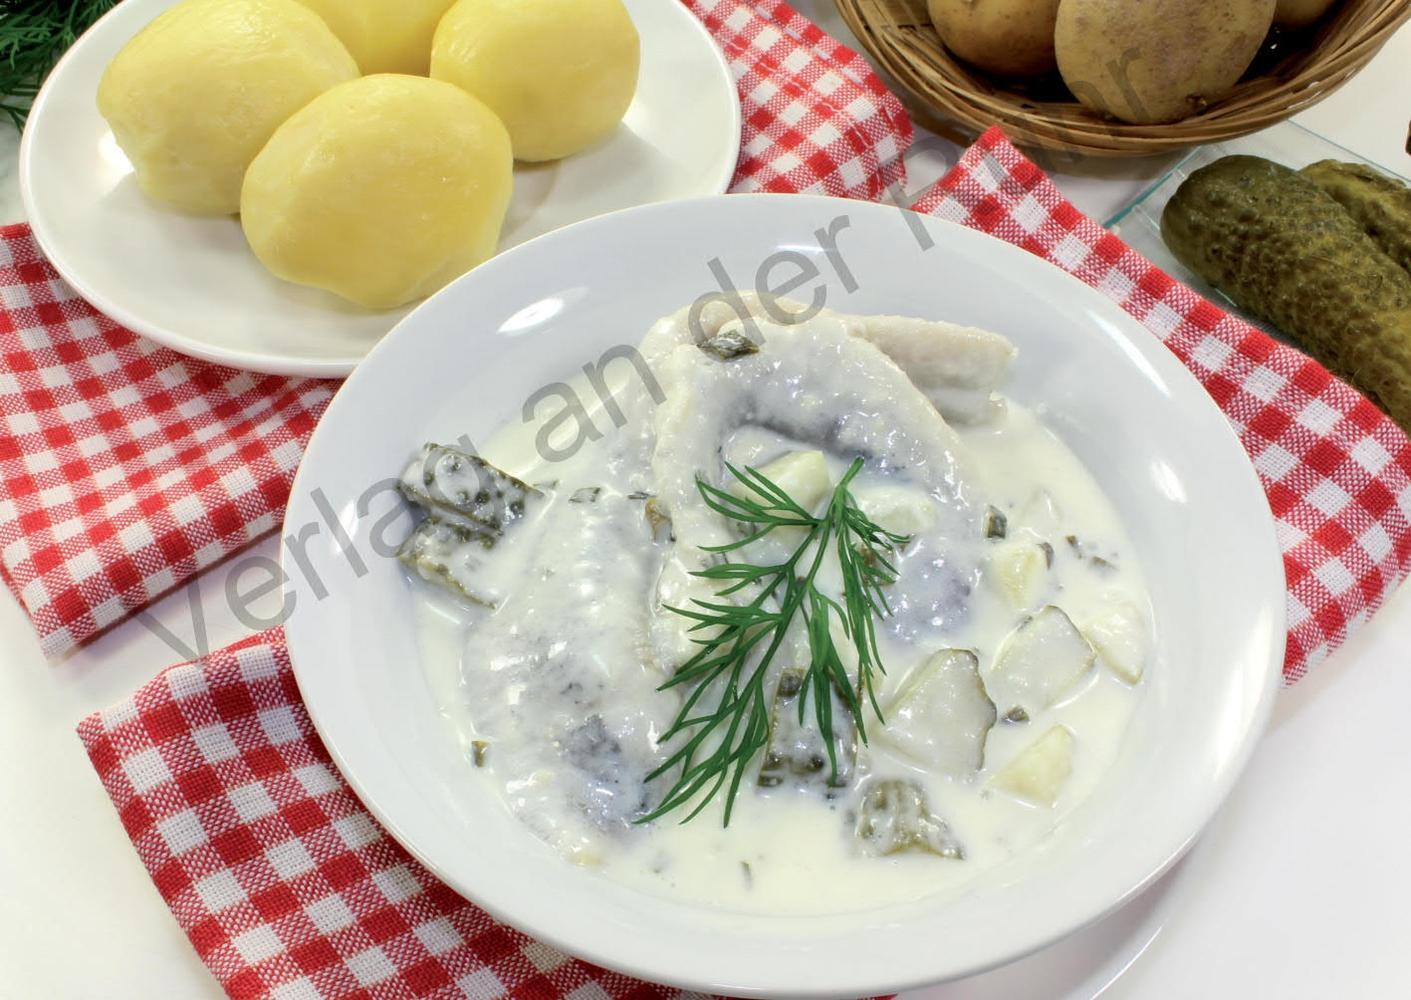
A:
[282,194,1284,997]
[18,0,740,378]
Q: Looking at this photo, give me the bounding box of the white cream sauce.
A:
[407,302,1151,915]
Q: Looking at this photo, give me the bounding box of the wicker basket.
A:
[834,0,1411,157]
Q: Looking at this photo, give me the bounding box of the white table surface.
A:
[1,10,1409,999]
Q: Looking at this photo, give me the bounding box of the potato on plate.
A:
[97,0,357,215]
[431,0,640,162]
[240,75,513,310]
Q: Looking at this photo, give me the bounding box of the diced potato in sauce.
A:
[1084,602,1149,684]
[730,449,832,516]
[852,482,938,536]
[987,535,1053,610]
[992,726,1074,806]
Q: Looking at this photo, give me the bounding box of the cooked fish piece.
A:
[454,489,676,857]
[640,293,1015,425]
[649,302,997,666]
[841,313,1016,424]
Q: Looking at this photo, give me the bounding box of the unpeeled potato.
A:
[240,75,513,310]
[927,0,1062,77]
[430,0,639,162]
[1275,0,1338,26]
[1055,0,1276,124]
[97,0,357,215]
[293,0,455,74]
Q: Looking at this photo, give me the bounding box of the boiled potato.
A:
[97,0,357,215]
[928,0,1062,77]
[1055,0,1276,124]
[431,0,639,162]
[731,450,832,512]
[992,726,1074,806]
[987,536,1052,610]
[240,75,513,310]
[294,0,455,74]
[1275,0,1338,26]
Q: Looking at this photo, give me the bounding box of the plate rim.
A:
[283,191,1286,996]
[17,0,742,379]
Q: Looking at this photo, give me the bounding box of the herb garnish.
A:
[640,457,909,826]
[2,1,117,131]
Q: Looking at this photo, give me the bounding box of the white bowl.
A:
[283,194,1284,996]
[19,0,739,377]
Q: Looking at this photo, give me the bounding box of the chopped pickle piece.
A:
[569,486,602,503]
[854,779,964,859]
[732,450,832,518]
[397,445,544,604]
[400,443,541,533]
[396,517,497,607]
[758,668,856,790]
[1084,602,1149,684]
[987,537,1053,610]
[984,606,1095,714]
[983,505,1008,539]
[992,726,1074,806]
[881,649,997,775]
[643,497,674,542]
[699,325,761,360]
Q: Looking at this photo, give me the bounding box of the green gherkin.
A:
[1161,155,1411,432]
[1301,159,1411,276]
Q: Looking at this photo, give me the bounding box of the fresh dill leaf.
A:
[1,1,118,130]
[640,457,911,826]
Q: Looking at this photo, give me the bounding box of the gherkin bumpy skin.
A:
[1161,155,1411,432]
[1301,160,1411,276]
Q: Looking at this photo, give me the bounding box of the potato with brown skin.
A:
[927,0,1062,77]
[1275,0,1338,27]
[1054,0,1276,124]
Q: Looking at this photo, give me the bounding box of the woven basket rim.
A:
[835,0,1411,157]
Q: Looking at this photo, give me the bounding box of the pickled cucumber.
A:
[1300,160,1411,275]
[1162,155,1411,431]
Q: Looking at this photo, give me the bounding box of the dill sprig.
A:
[1,1,117,131]
[641,457,910,826]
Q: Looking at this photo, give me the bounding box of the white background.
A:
[0,9,1408,999]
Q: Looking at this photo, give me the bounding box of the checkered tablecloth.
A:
[0,2,1402,999]
[0,0,910,660]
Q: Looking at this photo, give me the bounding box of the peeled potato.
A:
[927,0,1062,77]
[431,0,640,162]
[240,75,513,310]
[293,0,455,74]
[97,0,357,215]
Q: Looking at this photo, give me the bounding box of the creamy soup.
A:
[397,296,1151,915]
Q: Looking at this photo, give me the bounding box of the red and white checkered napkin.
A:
[0,0,911,662]
[77,631,708,1000]
[914,128,1411,681]
[0,223,338,658]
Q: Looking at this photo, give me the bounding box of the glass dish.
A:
[1105,120,1411,339]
